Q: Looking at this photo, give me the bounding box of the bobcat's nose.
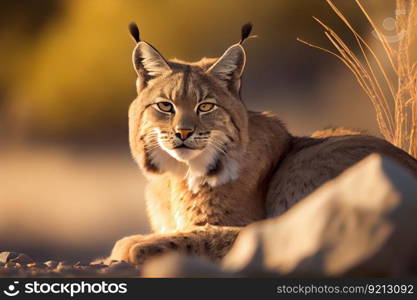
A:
[175,128,194,141]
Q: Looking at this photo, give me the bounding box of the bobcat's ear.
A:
[207,23,252,95]
[129,23,171,91]
[207,44,246,95]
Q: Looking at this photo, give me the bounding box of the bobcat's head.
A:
[128,23,252,192]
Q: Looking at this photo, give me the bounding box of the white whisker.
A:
[208,139,227,156]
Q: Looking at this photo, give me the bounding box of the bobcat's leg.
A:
[107,226,240,265]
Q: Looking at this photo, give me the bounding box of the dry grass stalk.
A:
[298,0,417,157]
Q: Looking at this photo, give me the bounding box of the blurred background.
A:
[0,0,402,262]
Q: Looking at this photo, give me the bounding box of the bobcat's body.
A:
[107,24,417,266]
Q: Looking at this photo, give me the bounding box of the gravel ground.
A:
[0,251,140,277]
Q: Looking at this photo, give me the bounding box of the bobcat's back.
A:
[265,134,417,217]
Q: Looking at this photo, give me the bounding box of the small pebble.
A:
[56,262,75,273]
[44,260,58,268]
[0,252,19,263]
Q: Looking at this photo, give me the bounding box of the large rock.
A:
[142,154,417,277]
[222,154,417,277]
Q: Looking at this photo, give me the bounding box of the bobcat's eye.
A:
[156,102,174,113]
[197,103,216,113]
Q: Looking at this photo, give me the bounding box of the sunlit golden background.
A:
[0,0,398,262]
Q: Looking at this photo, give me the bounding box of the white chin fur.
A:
[166,148,202,162]
[186,158,239,193]
[154,130,240,193]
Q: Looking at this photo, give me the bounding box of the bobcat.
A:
[107,23,417,266]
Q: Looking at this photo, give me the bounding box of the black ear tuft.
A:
[128,22,140,43]
[239,22,253,45]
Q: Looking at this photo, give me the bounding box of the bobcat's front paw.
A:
[107,234,177,265]
[128,239,177,264]
[106,234,145,264]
